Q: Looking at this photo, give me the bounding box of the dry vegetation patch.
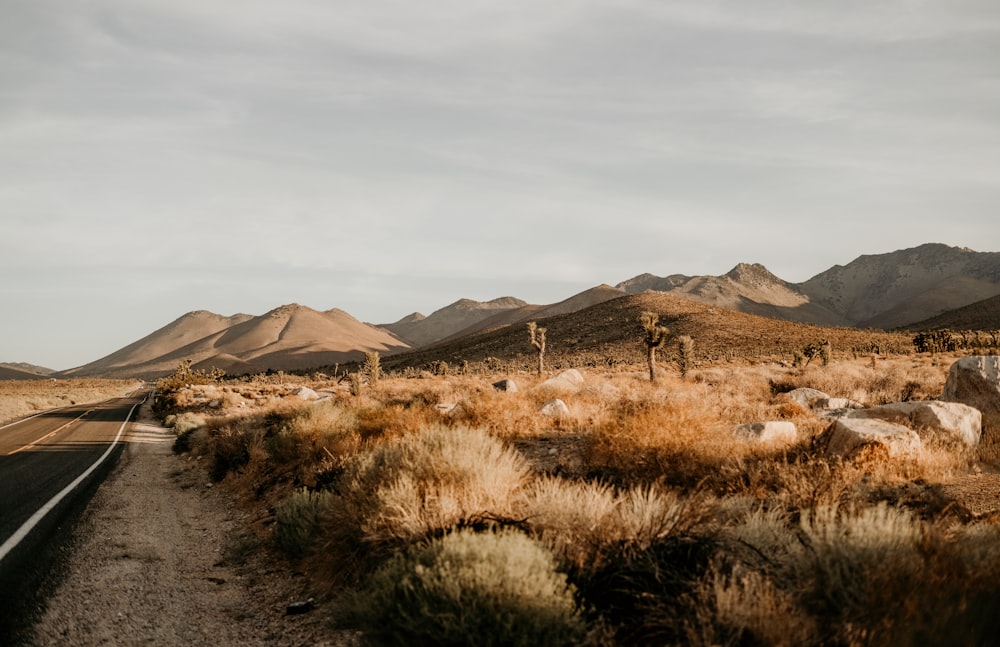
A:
[155,353,1000,645]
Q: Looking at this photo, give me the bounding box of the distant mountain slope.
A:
[617,263,845,325]
[434,284,628,345]
[0,362,54,378]
[799,244,1000,329]
[384,291,911,371]
[615,244,1000,329]
[900,292,1000,331]
[59,310,254,377]
[42,243,1000,377]
[381,297,527,347]
[0,365,52,380]
[62,304,411,378]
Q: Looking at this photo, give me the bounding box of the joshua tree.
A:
[527,321,547,376]
[363,351,381,388]
[677,335,694,379]
[349,372,364,396]
[820,339,832,366]
[640,311,670,383]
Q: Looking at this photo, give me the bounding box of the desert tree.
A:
[640,311,670,383]
[527,321,547,376]
[363,351,381,388]
[820,339,832,366]
[677,335,694,379]
[349,372,364,396]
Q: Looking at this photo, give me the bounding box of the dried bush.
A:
[341,529,586,647]
[320,425,530,578]
[518,478,712,574]
[273,488,335,558]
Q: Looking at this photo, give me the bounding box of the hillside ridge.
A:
[12,243,1000,377]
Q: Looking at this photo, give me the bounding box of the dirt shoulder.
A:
[28,401,352,646]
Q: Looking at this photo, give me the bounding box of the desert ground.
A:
[14,348,1000,645]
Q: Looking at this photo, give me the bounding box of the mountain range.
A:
[8,243,1000,379]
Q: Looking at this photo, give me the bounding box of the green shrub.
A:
[274,488,335,558]
[344,529,586,646]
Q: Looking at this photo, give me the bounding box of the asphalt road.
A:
[0,392,147,644]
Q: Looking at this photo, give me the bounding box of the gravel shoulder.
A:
[28,401,352,646]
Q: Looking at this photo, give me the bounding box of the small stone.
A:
[286,598,316,615]
[733,421,797,444]
[539,369,585,394]
[540,399,571,417]
[786,388,829,409]
[492,379,518,392]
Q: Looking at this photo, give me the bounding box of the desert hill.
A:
[616,244,1000,329]
[381,297,527,347]
[59,310,255,378]
[24,243,1000,378]
[616,263,845,325]
[383,291,912,373]
[800,243,1000,328]
[900,293,1000,332]
[433,284,629,345]
[0,363,54,380]
[60,304,411,379]
[626,262,846,325]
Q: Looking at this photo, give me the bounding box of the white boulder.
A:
[539,399,571,417]
[820,397,865,411]
[733,421,797,444]
[538,369,585,394]
[292,386,319,401]
[823,418,922,460]
[847,401,981,448]
[942,356,1000,415]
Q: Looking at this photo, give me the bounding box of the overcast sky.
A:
[2,0,999,370]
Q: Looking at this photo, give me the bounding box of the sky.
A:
[2,0,999,370]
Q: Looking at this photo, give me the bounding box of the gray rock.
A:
[823,418,922,460]
[492,379,518,393]
[733,421,797,444]
[786,388,830,409]
[942,356,1000,414]
[848,401,981,448]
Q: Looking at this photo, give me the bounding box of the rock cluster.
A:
[737,357,998,459]
[820,356,996,460]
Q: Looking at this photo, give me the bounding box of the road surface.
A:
[0,392,146,643]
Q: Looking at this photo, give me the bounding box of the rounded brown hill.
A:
[63,305,410,379]
[384,292,912,371]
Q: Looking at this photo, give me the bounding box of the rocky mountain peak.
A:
[724,263,784,287]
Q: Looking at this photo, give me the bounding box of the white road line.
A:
[0,397,144,564]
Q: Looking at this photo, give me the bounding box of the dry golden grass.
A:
[0,378,143,425]
[157,352,1000,644]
